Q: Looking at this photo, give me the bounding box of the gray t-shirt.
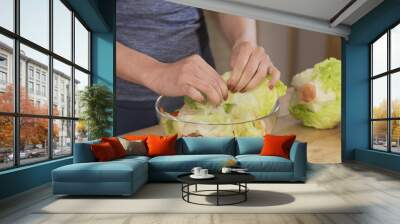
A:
[116,0,214,102]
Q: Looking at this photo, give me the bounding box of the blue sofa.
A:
[52,137,307,196]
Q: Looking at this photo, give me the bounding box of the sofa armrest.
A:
[73,140,100,163]
[289,141,307,181]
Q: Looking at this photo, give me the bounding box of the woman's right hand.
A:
[145,54,228,105]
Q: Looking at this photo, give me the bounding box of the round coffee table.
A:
[177,173,255,206]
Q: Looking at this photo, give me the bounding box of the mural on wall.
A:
[115,1,342,164]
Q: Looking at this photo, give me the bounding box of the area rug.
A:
[38,183,362,214]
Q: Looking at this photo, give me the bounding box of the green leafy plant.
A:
[79,84,113,140]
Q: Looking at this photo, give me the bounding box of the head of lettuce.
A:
[289,58,341,129]
[161,72,287,137]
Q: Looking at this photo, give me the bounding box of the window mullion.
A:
[13,0,20,167]
[48,0,54,160]
[388,30,391,153]
[71,11,76,156]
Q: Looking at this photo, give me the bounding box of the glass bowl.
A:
[155,96,280,137]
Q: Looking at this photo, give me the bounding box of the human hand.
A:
[227,41,281,92]
[146,55,228,105]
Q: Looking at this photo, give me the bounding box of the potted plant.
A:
[79,84,113,140]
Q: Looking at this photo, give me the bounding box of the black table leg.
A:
[195,184,197,192]
[216,184,219,206]
[245,183,247,201]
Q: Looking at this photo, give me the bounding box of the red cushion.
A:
[146,135,177,157]
[259,134,296,159]
[101,137,126,158]
[91,142,118,161]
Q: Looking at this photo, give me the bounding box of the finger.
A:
[183,85,205,102]
[234,47,265,92]
[195,61,229,100]
[192,63,224,102]
[244,57,269,91]
[228,43,253,91]
[268,64,281,89]
[188,75,222,105]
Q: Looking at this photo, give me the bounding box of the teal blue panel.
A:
[355,149,400,172]
[0,157,72,199]
[66,0,109,32]
[342,0,400,162]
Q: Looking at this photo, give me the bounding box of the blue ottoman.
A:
[52,157,148,196]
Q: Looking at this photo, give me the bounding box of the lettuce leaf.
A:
[289,58,341,129]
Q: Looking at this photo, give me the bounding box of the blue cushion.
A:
[178,137,236,155]
[53,159,147,183]
[73,140,100,163]
[236,155,293,172]
[149,154,235,172]
[236,137,264,155]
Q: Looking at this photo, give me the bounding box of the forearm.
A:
[116,41,163,88]
[216,13,257,47]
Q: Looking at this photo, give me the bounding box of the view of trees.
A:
[0,85,59,155]
[373,99,400,148]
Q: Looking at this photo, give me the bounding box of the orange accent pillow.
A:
[124,135,148,141]
[91,142,118,162]
[146,135,178,157]
[259,134,296,159]
[101,137,126,158]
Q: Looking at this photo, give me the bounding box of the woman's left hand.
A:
[227,41,281,92]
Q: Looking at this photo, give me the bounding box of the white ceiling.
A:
[167,0,384,38]
[228,0,352,21]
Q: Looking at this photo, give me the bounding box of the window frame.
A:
[370,20,400,154]
[0,0,92,171]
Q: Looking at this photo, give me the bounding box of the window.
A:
[42,85,46,97]
[0,35,13,112]
[0,54,7,86]
[28,67,34,80]
[0,0,14,32]
[0,71,7,85]
[35,83,40,95]
[0,0,91,170]
[20,0,49,49]
[28,81,34,94]
[74,18,90,70]
[371,23,400,154]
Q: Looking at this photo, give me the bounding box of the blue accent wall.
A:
[0,0,115,200]
[91,0,116,136]
[0,158,72,199]
[343,0,400,171]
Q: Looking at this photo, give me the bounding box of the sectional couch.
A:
[52,137,307,196]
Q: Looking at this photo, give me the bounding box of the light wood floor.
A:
[1,162,400,224]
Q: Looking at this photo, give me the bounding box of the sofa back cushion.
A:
[147,135,178,157]
[178,137,235,155]
[236,137,264,155]
[73,140,100,163]
[91,142,119,161]
[101,137,127,158]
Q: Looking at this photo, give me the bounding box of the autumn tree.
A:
[372,99,400,142]
[0,84,59,152]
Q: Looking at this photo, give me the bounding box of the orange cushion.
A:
[101,137,126,158]
[123,135,148,141]
[91,142,118,162]
[259,134,296,159]
[146,135,177,157]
